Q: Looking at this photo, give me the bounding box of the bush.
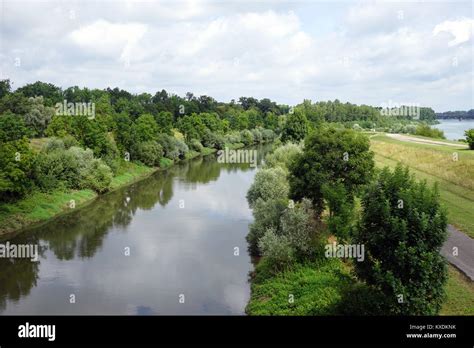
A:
[251,128,263,143]
[189,139,204,153]
[34,144,112,193]
[354,165,448,315]
[247,198,288,255]
[240,129,254,145]
[43,137,65,153]
[261,128,276,142]
[258,228,294,271]
[82,159,113,193]
[465,129,474,150]
[414,124,445,139]
[0,139,35,201]
[264,142,302,170]
[246,166,289,208]
[133,141,163,166]
[280,198,317,257]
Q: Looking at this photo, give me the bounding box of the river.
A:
[0,145,271,315]
[433,119,474,140]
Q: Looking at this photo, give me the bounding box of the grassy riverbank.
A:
[0,161,154,236]
[0,149,221,236]
[370,133,474,238]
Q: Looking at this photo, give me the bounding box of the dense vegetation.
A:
[436,110,474,119]
[0,79,282,204]
[246,128,448,315]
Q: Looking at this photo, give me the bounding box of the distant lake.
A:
[433,119,474,140]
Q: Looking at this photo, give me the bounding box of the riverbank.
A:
[0,145,225,237]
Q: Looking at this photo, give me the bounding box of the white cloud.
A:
[433,18,474,46]
[0,0,472,111]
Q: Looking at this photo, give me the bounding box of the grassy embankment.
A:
[370,133,474,315]
[0,139,223,236]
[247,133,474,316]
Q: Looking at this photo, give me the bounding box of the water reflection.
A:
[0,145,270,314]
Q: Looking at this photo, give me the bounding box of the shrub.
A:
[240,129,254,145]
[414,124,445,139]
[133,141,163,166]
[189,139,204,153]
[246,166,289,208]
[354,165,448,315]
[280,198,317,257]
[43,137,65,153]
[281,109,309,143]
[251,128,263,143]
[247,198,288,255]
[258,228,294,271]
[465,129,474,150]
[0,139,35,201]
[264,142,302,170]
[261,128,276,142]
[82,159,113,193]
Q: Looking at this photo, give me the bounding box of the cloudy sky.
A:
[0,0,472,111]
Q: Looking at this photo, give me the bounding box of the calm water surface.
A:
[0,146,271,315]
[433,119,474,140]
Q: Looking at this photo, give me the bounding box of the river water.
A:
[0,145,271,315]
[433,119,474,140]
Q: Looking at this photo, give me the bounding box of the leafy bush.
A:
[258,228,294,271]
[240,129,254,145]
[465,129,474,150]
[247,198,288,255]
[0,139,35,201]
[82,159,113,193]
[251,128,263,143]
[247,166,289,208]
[264,142,302,170]
[133,141,163,166]
[189,139,204,153]
[354,165,448,315]
[414,124,445,139]
[280,198,317,257]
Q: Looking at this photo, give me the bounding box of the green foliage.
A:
[354,165,448,315]
[155,111,173,135]
[281,109,309,143]
[246,167,289,208]
[133,114,159,142]
[247,198,288,255]
[34,140,112,193]
[414,124,445,139]
[258,228,294,271]
[240,129,254,145]
[132,141,163,166]
[465,129,474,150]
[0,113,31,142]
[289,126,374,215]
[280,198,318,258]
[321,182,354,240]
[0,139,35,201]
[23,96,54,137]
[189,139,204,153]
[264,142,302,170]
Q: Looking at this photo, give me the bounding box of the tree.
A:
[354,165,448,315]
[288,126,374,215]
[465,129,474,150]
[0,113,31,142]
[0,79,11,99]
[133,114,159,143]
[23,96,54,137]
[155,111,173,135]
[247,167,289,208]
[281,109,309,143]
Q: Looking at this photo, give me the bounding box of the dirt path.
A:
[386,133,469,148]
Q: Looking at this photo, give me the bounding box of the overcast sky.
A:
[0,0,472,112]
